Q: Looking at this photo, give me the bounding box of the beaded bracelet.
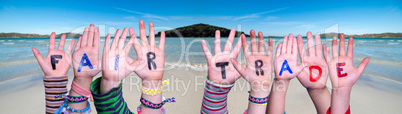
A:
[54,101,91,114]
[142,80,170,96]
[140,96,176,109]
[248,94,269,105]
[55,95,88,103]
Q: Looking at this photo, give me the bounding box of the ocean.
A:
[0,37,401,84]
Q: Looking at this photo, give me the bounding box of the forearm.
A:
[307,87,331,114]
[43,76,69,114]
[67,77,93,112]
[140,80,163,113]
[247,85,270,114]
[330,87,351,114]
[201,77,234,114]
[267,79,289,114]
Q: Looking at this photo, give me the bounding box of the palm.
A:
[134,44,164,80]
[201,29,242,85]
[32,33,75,76]
[323,33,370,89]
[296,33,329,89]
[72,24,101,78]
[274,54,298,80]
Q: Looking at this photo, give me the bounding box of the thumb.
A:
[230,58,245,75]
[296,62,310,74]
[32,47,44,63]
[357,57,370,73]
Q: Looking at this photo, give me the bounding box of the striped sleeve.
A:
[90,77,134,114]
[201,77,234,114]
[43,76,68,114]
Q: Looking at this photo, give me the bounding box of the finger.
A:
[104,34,111,54]
[281,36,287,54]
[231,58,245,75]
[346,37,354,57]
[315,34,322,57]
[223,28,236,52]
[296,62,310,73]
[258,31,265,54]
[201,40,212,63]
[339,33,346,56]
[241,34,251,58]
[81,27,89,47]
[75,36,82,51]
[125,32,135,56]
[94,28,100,48]
[292,34,297,54]
[357,57,370,73]
[323,44,331,62]
[49,32,56,50]
[250,29,258,53]
[32,47,44,63]
[65,38,76,55]
[307,32,315,56]
[231,36,242,59]
[139,20,149,47]
[214,30,221,54]
[267,38,273,56]
[57,34,66,51]
[111,29,121,49]
[297,35,306,60]
[287,33,293,54]
[88,24,95,47]
[118,28,128,50]
[159,31,165,50]
[276,43,282,57]
[332,36,338,58]
[149,22,155,52]
[132,31,142,61]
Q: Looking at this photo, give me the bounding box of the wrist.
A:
[142,79,162,89]
[271,78,289,92]
[72,76,93,90]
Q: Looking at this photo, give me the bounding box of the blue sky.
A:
[0,0,401,36]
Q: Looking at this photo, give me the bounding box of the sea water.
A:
[0,37,401,84]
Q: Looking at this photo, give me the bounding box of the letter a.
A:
[279,60,293,76]
[78,53,93,72]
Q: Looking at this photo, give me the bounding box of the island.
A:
[155,23,249,37]
[0,32,82,38]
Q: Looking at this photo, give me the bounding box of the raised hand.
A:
[72,24,101,79]
[232,30,273,88]
[130,20,165,81]
[296,32,331,114]
[296,32,329,89]
[274,33,308,80]
[32,32,76,76]
[323,33,370,89]
[100,27,143,93]
[201,29,242,85]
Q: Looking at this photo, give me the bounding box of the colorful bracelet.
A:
[71,81,93,101]
[140,96,176,109]
[53,101,91,114]
[55,95,88,103]
[248,94,269,105]
[137,105,166,114]
[141,80,170,96]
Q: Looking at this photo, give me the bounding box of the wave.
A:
[2,42,15,45]
[387,42,399,45]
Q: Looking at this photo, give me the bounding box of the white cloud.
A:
[114,7,168,21]
[233,7,288,21]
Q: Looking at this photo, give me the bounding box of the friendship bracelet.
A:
[72,81,93,101]
[43,76,69,114]
[55,95,88,103]
[141,80,170,96]
[248,94,269,105]
[140,96,176,109]
[54,101,91,114]
[137,105,166,114]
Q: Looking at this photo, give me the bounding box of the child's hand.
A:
[274,33,308,80]
[323,33,370,89]
[201,29,242,85]
[231,30,273,89]
[72,24,101,79]
[32,33,76,76]
[296,32,329,89]
[131,20,165,81]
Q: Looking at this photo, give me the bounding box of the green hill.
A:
[156,23,249,37]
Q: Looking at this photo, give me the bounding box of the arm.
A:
[267,33,308,114]
[231,30,273,114]
[32,32,75,113]
[200,29,242,113]
[295,32,331,114]
[323,33,370,113]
